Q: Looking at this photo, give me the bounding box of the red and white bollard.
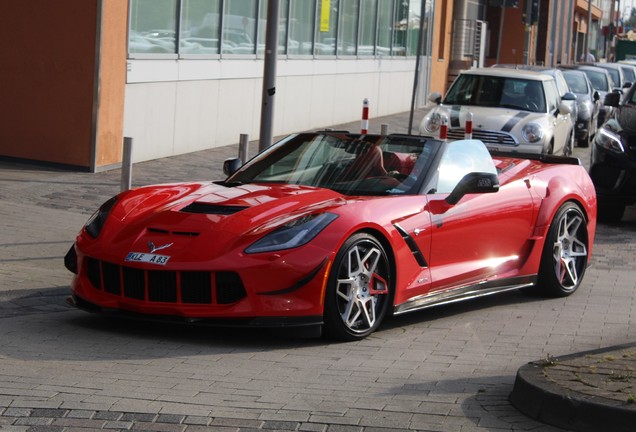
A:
[464,112,473,139]
[439,114,448,142]
[361,98,369,134]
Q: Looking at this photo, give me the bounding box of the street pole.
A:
[408,0,427,135]
[584,0,592,61]
[258,0,280,152]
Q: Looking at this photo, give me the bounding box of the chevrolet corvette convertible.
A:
[65,132,597,340]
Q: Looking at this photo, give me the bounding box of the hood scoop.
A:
[180,202,249,215]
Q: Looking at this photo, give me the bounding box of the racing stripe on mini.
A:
[450,106,461,128]
[501,112,529,132]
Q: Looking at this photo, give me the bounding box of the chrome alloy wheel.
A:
[325,233,392,340]
[552,208,587,290]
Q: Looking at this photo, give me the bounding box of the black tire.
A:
[537,203,589,297]
[323,233,393,341]
[597,204,625,224]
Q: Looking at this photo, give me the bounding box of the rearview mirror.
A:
[446,172,500,205]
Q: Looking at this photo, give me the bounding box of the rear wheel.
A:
[323,233,392,341]
[538,203,589,297]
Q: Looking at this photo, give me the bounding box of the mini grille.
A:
[85,258,246,305]
[181,203,248,215]
[447,129,517,146]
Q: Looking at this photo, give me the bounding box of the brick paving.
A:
[0,109,635,431]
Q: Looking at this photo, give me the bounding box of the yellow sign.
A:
[320,0,330,32]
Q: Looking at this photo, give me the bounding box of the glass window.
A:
[377,0,392,56]
[338,0,359,56]
[392,0,408,56]
[180,0,221,54]
[222,0,258,55]
[337,0,358,56]
[129,0,178,54]
[315,0,337,55]
[407,0,421,56]
[543,81,559,113]
[358,0,377,56]
[289,0,315,55]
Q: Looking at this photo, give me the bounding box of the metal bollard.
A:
[381,124,388,135]
[120,137,133,192]
[239,134,249,164]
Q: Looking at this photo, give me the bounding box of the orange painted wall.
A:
[498,7,527,65]
[95,0,127,169]
[0,1,98,168]
[430,0,453,94]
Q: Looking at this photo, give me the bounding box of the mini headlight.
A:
[423,111,442,133]
[245,213,338,254]
[595,127,625,153]
[85,196,118,238]
[521,123,545,143]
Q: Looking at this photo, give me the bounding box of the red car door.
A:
[427,176,534,292]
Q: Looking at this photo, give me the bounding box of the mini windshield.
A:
[226,133,439,196]
[443,74,546,113]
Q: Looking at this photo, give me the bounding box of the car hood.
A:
[97,182,348,260]
[439,105,547,131]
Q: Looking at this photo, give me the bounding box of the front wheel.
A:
[537,203,589,297]
[323,233,393,341]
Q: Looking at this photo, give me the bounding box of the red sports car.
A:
[65,132,597,340]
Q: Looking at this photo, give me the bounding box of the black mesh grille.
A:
[82,258,245,305]
[148,271,177,302]
[87,258,102,289]
[216,272,247,304]
[103,262,121,295]
[181,271,212,304]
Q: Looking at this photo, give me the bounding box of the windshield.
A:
[562,71,588,94]
[227,133,439,196]
[443,74,546,113]
[583,69,609,91]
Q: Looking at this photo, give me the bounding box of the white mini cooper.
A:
[420,68,575,156]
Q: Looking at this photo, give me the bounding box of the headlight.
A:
[595,127,625,153]
[422,111,443,134]
[84,196,118,238]
[521,123,545,143]
[245,213,338,254]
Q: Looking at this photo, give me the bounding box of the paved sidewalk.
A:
[1,108,636,431]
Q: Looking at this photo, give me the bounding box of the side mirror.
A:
[604,91,621,107]
[446,172,499,205]
[624,81,632,89]
[562,92,577,101]
[428,92,442,105]
[223,157,242,176]
[593,91,600,102]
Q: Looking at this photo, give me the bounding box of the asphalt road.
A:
[1,112,635,431]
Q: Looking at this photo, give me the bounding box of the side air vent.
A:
[394,224,428,267]
[181,203,248,215]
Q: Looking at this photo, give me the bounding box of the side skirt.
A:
[393,275,537,315]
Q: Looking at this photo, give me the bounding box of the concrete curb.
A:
[510,343,636,432]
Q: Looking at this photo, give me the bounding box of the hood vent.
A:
[147,227,200,237]
[180,203,248,215]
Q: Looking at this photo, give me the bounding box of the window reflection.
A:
[223,1,258,55]
[129,0,177,54]
[127,0,432,59]
[180,0,221,54]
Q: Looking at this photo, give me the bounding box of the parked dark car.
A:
[589,82,636,222]
[594,62,632,91]
[569,64,617,126]
[561,69,601,147]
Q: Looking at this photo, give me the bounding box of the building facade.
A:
[1,0,440,171]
